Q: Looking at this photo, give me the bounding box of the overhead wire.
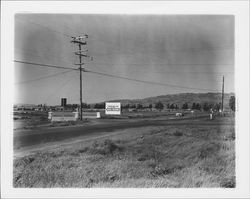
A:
[15,48,76,65]
[14,48,234,69]
[59,17,234,53]
[86,67,226,84]
[84,69,221,92]
[16,17,234,55]
[43,72,76,103]
[14,60,78,71]
[14,16,233,93]
[16,17,72,38]
[14,59,222,92]
[15,18,234,71]
[90,45,234,58]
[89,61,234,69]
[86,62,233,80]
[15,69,75,85]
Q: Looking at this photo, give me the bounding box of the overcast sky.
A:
[14,14,234,105]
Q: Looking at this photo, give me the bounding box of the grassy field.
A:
[13,116,235,188]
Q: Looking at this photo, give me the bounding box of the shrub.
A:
[150,164,183,177]
[220,177,235,188]
[14,156,35,168]
[173,131,183,136]
[88,139,123,155]
[137,156,146,162]
[70,147,89,156]
[199,144,220,159]
[103,139,121,154]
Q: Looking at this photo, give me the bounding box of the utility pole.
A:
[71,35,89,120]
[221,75,224,112]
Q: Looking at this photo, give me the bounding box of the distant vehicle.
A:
[176,112,184,117]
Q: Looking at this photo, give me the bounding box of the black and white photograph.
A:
[13,13,236,188]
[1,1,249,198]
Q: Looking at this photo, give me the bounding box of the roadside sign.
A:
[105,102,121,115]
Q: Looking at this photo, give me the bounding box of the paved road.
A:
[14,116,227,149]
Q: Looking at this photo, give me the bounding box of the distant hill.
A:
[107,92,235,109]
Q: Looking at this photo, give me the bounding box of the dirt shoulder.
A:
[14,116,234,158]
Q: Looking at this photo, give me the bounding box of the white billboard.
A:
[105,102,121,115]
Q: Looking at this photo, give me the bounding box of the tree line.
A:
[66,96,235,112]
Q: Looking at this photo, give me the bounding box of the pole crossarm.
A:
[71,40,87,45]
[78,68,87,72]
[74,52,89,57]
[77,50,88,53]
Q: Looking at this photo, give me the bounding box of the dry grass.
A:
[13,117,235,188]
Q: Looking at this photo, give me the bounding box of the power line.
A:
[91,61,233,67]
[88,67,225,84]
[44,73,76,103]
[14,49,234,78]
[16,17,234,55]
[14,59,222,91]
[14,49,234,74]
[15,18,234,70]
[14,60,78,70]
[166,45,234,53]
[89,46,234,61]
[15,69,75,85]
[84,69,221,92]
[89,63,234,75]
[15,48,75,65]
[54,19,234,54]
[87,62,233,79]
[16,17,72,38]
[14,48,234,69]
[88,38,234,54]
[14,56,233,76]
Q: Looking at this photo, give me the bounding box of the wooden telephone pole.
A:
[221,75,224,112]
[71,35,89,120]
